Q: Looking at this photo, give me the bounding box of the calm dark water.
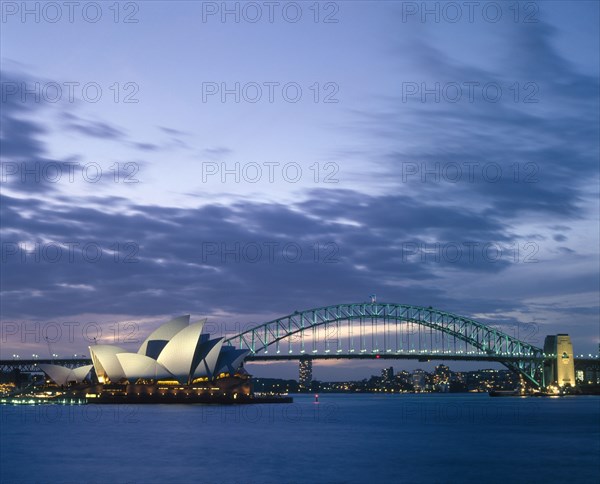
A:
[1,394,599,484]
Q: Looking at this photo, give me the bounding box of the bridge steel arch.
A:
[225,303,546,387]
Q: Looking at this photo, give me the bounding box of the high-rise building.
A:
[381,366,394,382]
[299,358,312,391]
[412,369,428,391]
[433,364,451,391]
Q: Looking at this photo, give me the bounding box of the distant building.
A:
[433,364,451,392]
[433,364,450,382]
[299,358,313,391]
[412,369,428,391]
[381,366,394,383]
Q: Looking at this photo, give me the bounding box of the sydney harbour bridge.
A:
[2,302,599,389]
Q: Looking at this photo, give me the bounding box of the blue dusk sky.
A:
[1,1,598,379]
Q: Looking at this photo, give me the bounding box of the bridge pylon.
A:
[543,334,576,388]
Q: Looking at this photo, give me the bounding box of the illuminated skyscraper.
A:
[381,366,394,383]
[299,358,312,391]
[412,369,428,391]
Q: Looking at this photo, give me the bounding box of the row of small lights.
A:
[9,350,600,359]
[11,354,87,359]
[261,349,599,358]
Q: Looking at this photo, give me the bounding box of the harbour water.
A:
[1,393,598,483]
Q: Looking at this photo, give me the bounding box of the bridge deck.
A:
[2,355,598,373]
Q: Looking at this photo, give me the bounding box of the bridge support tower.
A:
[543,334,576,388]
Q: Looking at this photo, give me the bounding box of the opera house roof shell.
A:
[41,316,249,386]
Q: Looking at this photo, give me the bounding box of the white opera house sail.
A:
[39,316,250,390]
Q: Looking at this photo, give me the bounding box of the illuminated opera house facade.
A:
[39,316,251,401]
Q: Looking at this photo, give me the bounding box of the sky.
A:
[1,0,598,380]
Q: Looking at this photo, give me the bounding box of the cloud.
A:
[0,70,191,198]
[158,126,189,137]
[132,142,161,152]
[0,186,562,324]
[349,18,599,220]
[61,112,125,140]
[203,147,233,158]
[0,72,79,193]
[0,13,597,361]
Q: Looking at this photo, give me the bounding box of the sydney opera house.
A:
[39,316,253,402]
